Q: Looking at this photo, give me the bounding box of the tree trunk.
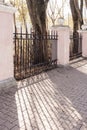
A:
[70,0,79,53]
[85,0,87,8]
[80,0,83,28]
[70,0,79,32]
[70,0,83,54]
[26,0,49,64]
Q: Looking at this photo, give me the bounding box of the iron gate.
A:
[14,28,58,80]
[70,32,82,60]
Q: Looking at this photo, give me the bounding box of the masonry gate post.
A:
[51,26,70,66]
[0,4,16,90]
[79,31,87,57]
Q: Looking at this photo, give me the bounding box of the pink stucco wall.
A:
[0,11,14,81]
[51,26,70,65]
[81,31,87,57]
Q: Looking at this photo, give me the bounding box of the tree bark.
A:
[70,0,84,53]
[80,0,83,28]
[85,0,87,8]
[70,0,79,32]
[70,0,80,53]
[26,0,48,34]
[26,0,49,64]
[70,0,83,32]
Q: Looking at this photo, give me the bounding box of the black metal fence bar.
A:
[14,28,58,80]
[70,33,82,60]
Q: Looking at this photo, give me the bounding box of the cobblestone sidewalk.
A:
[0,58,87,130]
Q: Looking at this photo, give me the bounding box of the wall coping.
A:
[51,25,70,31]
[78,30,87,34]
[0,4,17,14]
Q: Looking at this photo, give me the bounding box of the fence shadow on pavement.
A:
[0,58,87,130]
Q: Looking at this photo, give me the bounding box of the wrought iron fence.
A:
[14,27,58,80]
[70,32,82,60]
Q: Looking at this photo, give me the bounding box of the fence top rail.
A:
[13,32,58,40]
[70,34,82,39]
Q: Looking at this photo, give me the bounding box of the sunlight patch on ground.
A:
[70,58,87,75]
[15,76,86,130]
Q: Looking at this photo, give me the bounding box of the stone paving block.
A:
[4,121,15,129]
[0,118,5,125]
[80,125,87,130]
[11,125,19,130]
[0,125,9,130]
